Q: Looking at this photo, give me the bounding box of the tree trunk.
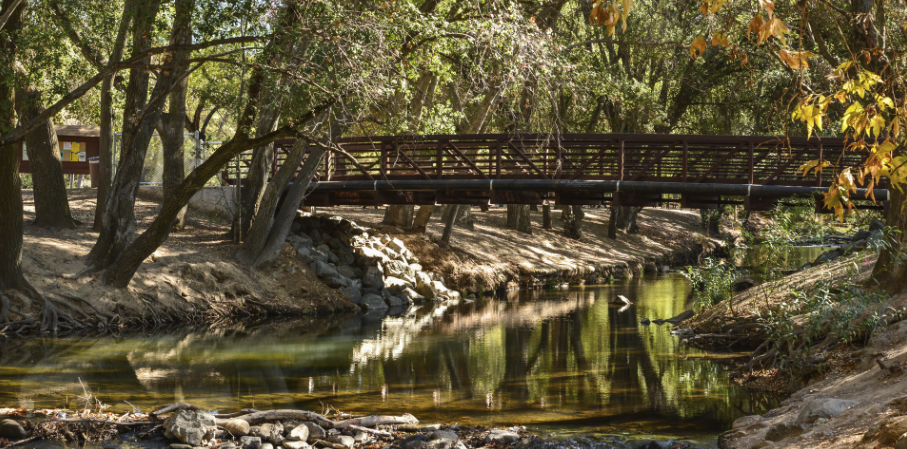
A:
[508,204,531,234]
[506,205,518,228]
[251,143,330,268]
[613,206,643,234]
[872,188,907,294]
[563,205,584,240]
[0,0,28,291]
[92,0,134,231]
[94,75,115,231]
[235,138,310,266]
[382,205,413,228]
[88,0,165,269]
[16,87,75,229]
[440,205,461,246]
[411,204,435,233]
[542,204,552,230]
[459,205,474,230]
[159,0,195,231]
[235,97,282,239]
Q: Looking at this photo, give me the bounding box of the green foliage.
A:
[681,258,737,312]
[757,282,895,372]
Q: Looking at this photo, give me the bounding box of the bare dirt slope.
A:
[15,190,350,331]
[324,205,721,291]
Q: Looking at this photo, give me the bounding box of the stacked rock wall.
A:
[289,215,459,316]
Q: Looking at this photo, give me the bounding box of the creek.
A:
[0,248,833,447]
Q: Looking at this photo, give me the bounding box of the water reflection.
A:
[0,274,775,441]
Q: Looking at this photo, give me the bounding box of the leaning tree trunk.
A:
[383,205,413,228]
[88,0,165,269]
[251,145,328,268]
[235,139,310,266]
[16,88,76,229]
[235,98,282,239]
[159,0,195,231]
[0,0,29,291]
[440,205,461,246]
[872,188,907,294]
[411,205,436,233]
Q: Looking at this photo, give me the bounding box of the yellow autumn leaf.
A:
[869,115,886,138]
[690,35,707,59]
[712,33,729,47]
[799,159,830,176]
[779,50,817,70]
[759,0,774,18]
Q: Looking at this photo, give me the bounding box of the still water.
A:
[0,273,776,445]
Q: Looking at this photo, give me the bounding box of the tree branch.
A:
[0,0,22,31]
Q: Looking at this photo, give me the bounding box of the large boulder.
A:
[363,266,384,288]
[360,294,389,312]
[485,430,520,445]
[163,409,217,446]
[312,261,339,279]
[287,424,310,442]
[796,398,860,424]
[221,418,251,436]
[764,422,808,442]
[0,419,27,440]
[385,276,412,293]
[298,422,326,442]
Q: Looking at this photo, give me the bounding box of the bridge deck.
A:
[222,133,881,210]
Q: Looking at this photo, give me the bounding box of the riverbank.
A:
[11,191,721,335]
[0,405,706,449]
[683,245,907,448]
[327,206,723,293]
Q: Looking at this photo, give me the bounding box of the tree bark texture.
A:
[382,205,413,228]
[872,188,907,294]
[236,96,282,239]
[235,138,310,266]
[16,87,75,229]
[88,0,165,269]
[440,205,461,246]
[411,205,435,233]
[612,206,642,235]
[563,205,584,240]
[92,0,134,231]
[0,0,27,291]
[159,0,195,231]
[542,204,552,229]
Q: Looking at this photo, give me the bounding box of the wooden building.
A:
[18,125,101,175]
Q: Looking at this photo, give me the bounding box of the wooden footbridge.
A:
[224,133,887,211]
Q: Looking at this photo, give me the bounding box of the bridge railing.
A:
[221,133,869,188]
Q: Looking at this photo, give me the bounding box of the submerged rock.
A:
[486,430,520,445]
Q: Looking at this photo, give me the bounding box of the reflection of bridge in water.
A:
[225,133,887,210]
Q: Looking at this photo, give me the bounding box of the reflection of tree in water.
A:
[0,278,776,434]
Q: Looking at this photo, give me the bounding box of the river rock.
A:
[221,418,251,436]
[313,260,339,279]
[0,419,27,439]
[337,265,357,279]
[284,441,311,449]
[384,259,410,279]
[163,409,217,446]
[361,293,389,312]
[764,422,808,441]
[298,422,326,442]
[259,422,284,445]
[385,276,411,293]
[432,430,459,442]
[169,444,192,449]
[797,398,860,424]
[286,424,309,442]
[341,283,363,302]
[356,246,388,264]
[239,436,262,449]
[403,287,425,303]
[363,266,384,288]
[354,431,369,443]
[328,275,352,288]
[732,415,767,430]
[258,443,273,449]
[329,435,356,448]
[485,430,520,445]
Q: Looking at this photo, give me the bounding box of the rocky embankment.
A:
[0,406,706,449]
[288,214,460,318]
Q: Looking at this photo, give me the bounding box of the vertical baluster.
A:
[682,140,688,182]
[748,140,755,184]
[618,139,625,181]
